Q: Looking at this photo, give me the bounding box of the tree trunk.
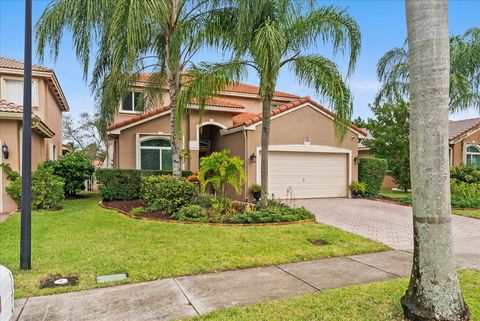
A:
[260,95,272,207]
[402,1,470,320]
[169,82,182,179]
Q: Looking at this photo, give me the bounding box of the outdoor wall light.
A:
[249,153,257,163]
[2,143,8,159]
[354,157,360,165]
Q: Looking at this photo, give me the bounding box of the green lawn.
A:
[0,194,387,298]
[379,188,411,203]
[453,209,480,219]
[184,269,480,321]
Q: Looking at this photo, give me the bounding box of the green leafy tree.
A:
[375,27,480,112]
[40,153,95,197]
[199,150,246,197]
[352,116,368,129]
[194,0,361,205]
[36,0,235,179]
[364,100,410,191]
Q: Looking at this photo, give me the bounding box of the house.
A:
[358,117,480,190]
[107,75,366,201]
[449,118,480,167]
[0,57,68,213]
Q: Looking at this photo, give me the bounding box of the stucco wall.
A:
[0,120,21,213]
[240,105,359,201]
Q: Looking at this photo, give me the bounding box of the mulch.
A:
[102,199,171,220]
[100,199,316,227]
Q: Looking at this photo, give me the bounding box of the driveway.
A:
[298,198,480,268]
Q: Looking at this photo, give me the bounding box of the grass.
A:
[184,269,480,321]
[0,194,387,298]
[453,209,480,219]
[379,188,411,203]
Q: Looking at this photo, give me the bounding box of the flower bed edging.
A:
[99,201,316,227]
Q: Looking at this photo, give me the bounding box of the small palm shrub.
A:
[141,175,197,214]
[6,166,65,210]
[349,181,366,197]
[199,150,245,196]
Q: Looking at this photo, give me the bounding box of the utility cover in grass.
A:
[96,273,128,283]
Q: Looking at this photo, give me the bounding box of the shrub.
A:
[0,164,20,181]
[129,207,145,216]
[230,205,314,224]
[450,165,480,184]
[349,181,366,196]
[174,205,209,222]
[199,150,245,196]
[450,180,480,208]
[141,175,197,214]
[186,173,201,187]
[6,167,64,210]
[39,153,94,197]
[359,158,388,196]
[95,169,193,201]
[191,193,213,208]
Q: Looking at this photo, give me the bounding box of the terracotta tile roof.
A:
[0,99,23,113]
[223,83,301,99]
[108,97,245,131]
[449,118,480,141]
[191,97,245,109]
[232,112,257,126]
[228,96,368,136]
[0,56,52,72]
[135,74,299,99]
[108,105,171,131]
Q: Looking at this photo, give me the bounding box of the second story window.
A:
[4,79,38,106]
[121,91,143,112]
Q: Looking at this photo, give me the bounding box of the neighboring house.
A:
[107,75,366,201]
[0,57,68,213]
[358,118,480,190]
[449,118,480,167]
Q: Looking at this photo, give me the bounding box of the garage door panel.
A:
[267,151,347,199]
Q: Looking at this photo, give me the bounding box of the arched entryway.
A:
[198,123,224,164]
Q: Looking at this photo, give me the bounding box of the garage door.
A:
[268,151,348,199]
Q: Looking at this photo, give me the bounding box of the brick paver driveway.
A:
[298,198,480,267]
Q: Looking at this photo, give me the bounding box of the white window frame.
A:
[466,144,480,168]
[0,77,39,107]
[120,91,143,113]
[136,135,172,170]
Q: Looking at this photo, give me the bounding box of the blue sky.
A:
[1,0,480,121]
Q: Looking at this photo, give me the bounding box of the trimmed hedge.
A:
[96,169,192,201]
[359,158,388,196]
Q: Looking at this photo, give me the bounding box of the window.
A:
[140,138,172,170]
[121,91,143,112]
[466,145,480,168]
[4,79,38,106]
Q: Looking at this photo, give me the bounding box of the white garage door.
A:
[268,151,348,199]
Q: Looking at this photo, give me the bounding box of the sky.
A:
[1,0,480,122]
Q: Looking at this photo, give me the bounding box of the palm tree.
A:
[402,1,470,320]
[36,0,234,179]
[199,150,246,197]
[194,0,360,206]
[376,27,480,111]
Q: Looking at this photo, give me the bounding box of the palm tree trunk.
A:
[402,1,470,320]
[260,95,272,207]
[168,82,182,179]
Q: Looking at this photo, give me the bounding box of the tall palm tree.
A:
[376,27,480,112]
[36,0,234,179]
[194,0,360,205]
[403,0,470,320]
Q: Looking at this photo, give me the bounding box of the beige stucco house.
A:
[0,57,68,213]
[107,75,366,201]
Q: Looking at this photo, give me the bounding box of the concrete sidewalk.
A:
[13,248,473,321]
